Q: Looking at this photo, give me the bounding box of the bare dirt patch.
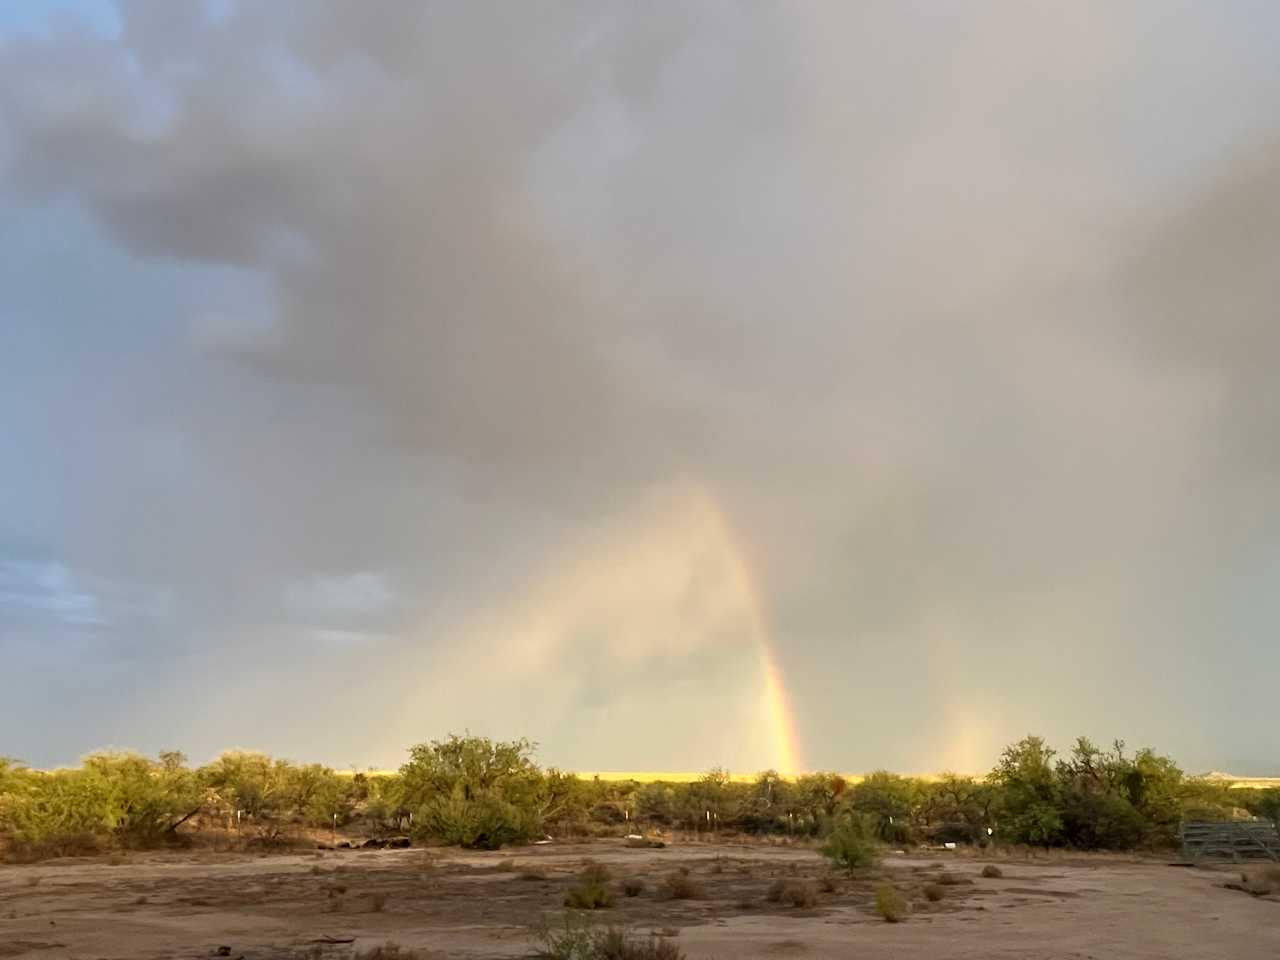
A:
[0,845,1277,958]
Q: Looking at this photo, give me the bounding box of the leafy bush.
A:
[822,813,879,873]
[401,735,550,849]
[0,767,112,857]
[874,883,908,922]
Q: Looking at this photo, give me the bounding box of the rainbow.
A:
[697,490,805,777]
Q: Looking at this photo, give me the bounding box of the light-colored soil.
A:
[1,843,1277,959]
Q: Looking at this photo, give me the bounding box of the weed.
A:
[623,878,644,897]
[533,918,685,960]
[779,880,817,908]
[819,874,837,893]
[519,865,549,881]
[980,865,1003,879]
[25,875,40,887]
[353,945,424,960]
[134,895,148,905]
[657,871,702,900]
[922,883,945,902]
[565,862,616,909]
[874,883,907,922]
[370,891,388,912]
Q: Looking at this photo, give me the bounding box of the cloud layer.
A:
[2,1,1279,773]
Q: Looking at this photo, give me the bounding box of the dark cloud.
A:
[2,1,1279,773]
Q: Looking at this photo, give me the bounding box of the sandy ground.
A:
[1,842,1277,959]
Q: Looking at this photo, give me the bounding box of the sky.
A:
[2,1,1279,776]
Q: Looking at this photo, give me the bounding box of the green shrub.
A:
[874,883,907,922]
[401,735,549,849]
[0,767,112,857]
[822,814,879,873]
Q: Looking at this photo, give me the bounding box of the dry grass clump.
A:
[622,878,644,897]
[495,858,515,871]
[25,875,41,887]
[874,883,908,922]
[922,883,945,902]
[819,874,837,893]
[1231,866,1280,896]
[369,891,388,912]
[657,869,703,901]
[534,919,685,960]
[767,878,817,907]
[980,864,1003,879]
[565,862,616,909]
[935,871,963,885]
[519,864,550,881]
[354,945,425,960]
[625,836,666,849]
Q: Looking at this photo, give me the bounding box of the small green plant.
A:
[874,883,907,922]
[822,814,879,874]
[565,862,616,909]
[923,883,945,902]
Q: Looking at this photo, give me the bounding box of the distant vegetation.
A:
[0,734,1271,861]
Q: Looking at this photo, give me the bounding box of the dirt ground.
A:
[1,842,1277,959]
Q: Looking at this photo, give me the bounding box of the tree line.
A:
[1,734,1274,859]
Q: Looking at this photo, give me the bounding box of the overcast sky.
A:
[2,1,1279,775]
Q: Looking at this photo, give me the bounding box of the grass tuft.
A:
[565,862,616,909]
[874,882,908,923]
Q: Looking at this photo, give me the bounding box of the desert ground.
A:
[1,842,1277,960]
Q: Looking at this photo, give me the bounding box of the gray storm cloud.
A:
[1,1,1278,773]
